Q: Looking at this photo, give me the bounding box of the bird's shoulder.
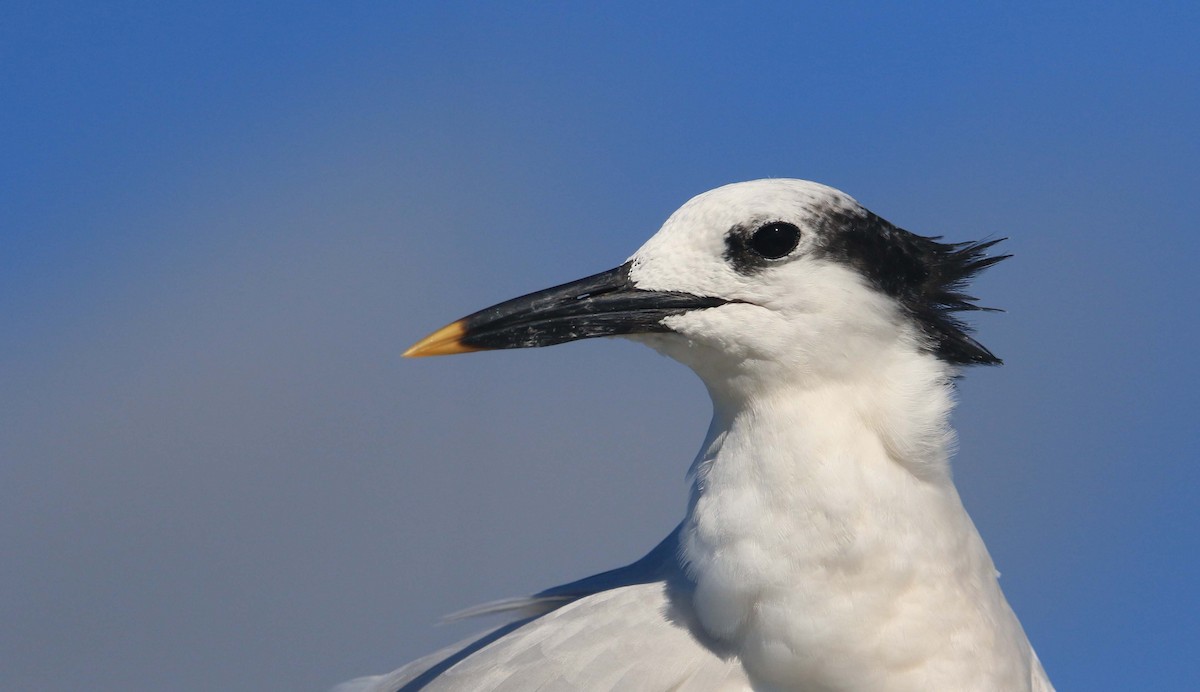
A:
[336,582,746,692]
[431,581,745,691]
[337,527,750,692]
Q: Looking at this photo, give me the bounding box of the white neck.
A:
[678,348,1036,691]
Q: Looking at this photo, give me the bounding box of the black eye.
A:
[748,222,801,259]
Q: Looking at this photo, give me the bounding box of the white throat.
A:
[674,345,1034,691]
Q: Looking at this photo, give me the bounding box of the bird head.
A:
[406,179,1006,397]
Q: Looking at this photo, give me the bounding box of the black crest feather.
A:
[814,207,1009,366]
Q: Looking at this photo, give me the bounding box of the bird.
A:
[339,179,1054,691]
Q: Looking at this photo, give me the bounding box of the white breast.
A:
[678,361,1040,691]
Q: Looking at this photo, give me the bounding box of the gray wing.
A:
[431,582,746,691]
[341,583,747,692]
[445,524,683,623]
[332,623,533,692]
[337,526,750,692]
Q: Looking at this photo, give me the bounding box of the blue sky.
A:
[3,3,1198,690]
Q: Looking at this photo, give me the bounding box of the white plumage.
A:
[348,180,1053,691]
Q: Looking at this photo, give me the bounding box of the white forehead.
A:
[628,179,862,290]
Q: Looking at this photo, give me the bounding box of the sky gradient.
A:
[3,3,1199,690]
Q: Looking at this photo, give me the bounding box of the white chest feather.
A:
[678,372,1036,691]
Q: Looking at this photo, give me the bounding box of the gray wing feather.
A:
[425,583,747,692]
[336,527,749,692]
[330,624,517,692]
[444,525,682,624]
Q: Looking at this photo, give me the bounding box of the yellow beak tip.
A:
[403,320,482,358]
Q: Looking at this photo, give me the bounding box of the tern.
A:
[342,179,1053,691]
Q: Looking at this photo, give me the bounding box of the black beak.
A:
[404,262,728,357]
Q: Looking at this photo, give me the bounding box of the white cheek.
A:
[656,305,792,365]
